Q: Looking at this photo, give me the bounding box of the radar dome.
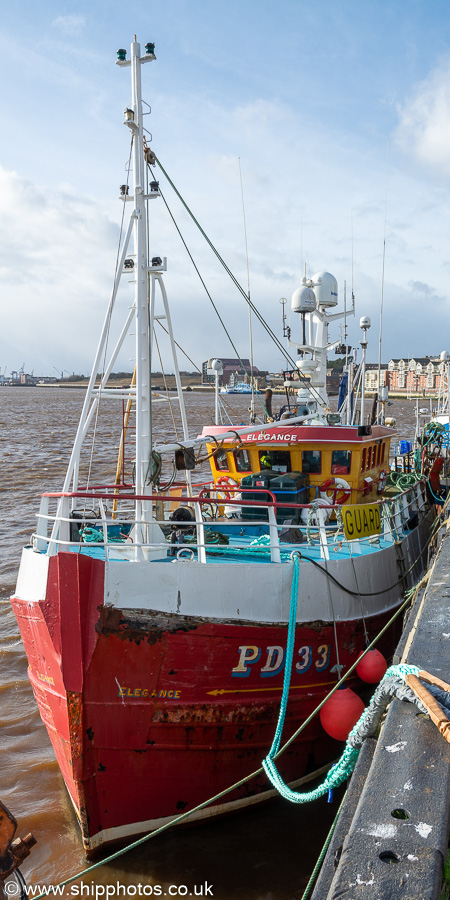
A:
[206,358,223,374]
[312,272,338,307]
[291,286,316,314]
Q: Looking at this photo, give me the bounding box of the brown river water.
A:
[0,387,418,899]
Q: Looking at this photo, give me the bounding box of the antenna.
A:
[351,210,354,300]
[360,316,371,425]
[238,158,255,419]
[300,217,303,280]
[279,297,290,339]
[377,142,389,413]
[343,280,348,370]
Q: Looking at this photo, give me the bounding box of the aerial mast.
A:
[118,38,156,530]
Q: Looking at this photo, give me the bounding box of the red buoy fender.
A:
[356,649,387,683]
[319,687,365,741]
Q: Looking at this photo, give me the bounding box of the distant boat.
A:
[220,381,260,394]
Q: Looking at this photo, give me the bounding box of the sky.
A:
[2,0,450,376]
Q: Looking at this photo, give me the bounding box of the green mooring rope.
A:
[262,555,420,802]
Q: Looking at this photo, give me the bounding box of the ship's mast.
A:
[130,39,151,504]
[50,38,194,553]
[117,38,158,539]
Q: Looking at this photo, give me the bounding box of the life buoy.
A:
[319,477,351,505]
[215,476,239,501]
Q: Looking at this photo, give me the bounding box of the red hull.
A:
[11,552,399,853]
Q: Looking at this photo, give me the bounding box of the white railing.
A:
[31,481,427,565]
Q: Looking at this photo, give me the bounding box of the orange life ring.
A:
[319,476,351,505]
[215,476,238,501]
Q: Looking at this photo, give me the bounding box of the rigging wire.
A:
[154,318,201,372]
[153,327,179,440]
[151,155,325,407]
[148,170,269,416]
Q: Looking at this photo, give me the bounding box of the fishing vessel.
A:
[220,381,260,395]
[11,39,438,856]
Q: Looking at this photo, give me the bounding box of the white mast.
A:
[48,39,197,554]
[131,38,151,499]
[289,272,355,412]
[118,38,158,541]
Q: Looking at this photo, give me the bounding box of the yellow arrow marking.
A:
[207,679,337,696]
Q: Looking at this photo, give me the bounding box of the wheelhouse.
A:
[202,423,393,505]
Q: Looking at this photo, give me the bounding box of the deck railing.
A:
[32,479,428,564]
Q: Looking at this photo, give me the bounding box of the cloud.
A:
[0,167,120,374]
[408,280,445,305]
[52,16,85,35]
[3,73,450,378]
[396,60,450,177]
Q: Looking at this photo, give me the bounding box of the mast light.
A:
[145,42,155,55]
[124,108,135,122]
[117,49,127,61]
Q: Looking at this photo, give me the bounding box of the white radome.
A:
[312,271,338,308]
[291,286,316,314]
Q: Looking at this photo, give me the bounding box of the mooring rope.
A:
[262,555,424,801]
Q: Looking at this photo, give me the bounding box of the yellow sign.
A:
[342,503,381,541]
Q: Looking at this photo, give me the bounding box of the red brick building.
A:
[386,357,445,394]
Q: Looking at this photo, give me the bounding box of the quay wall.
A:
[311,522,450,899]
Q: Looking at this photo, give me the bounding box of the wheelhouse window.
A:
[234,448,251,473]
[361,449,366,472]
[331,450,351,475]
[258,449,292,473]
[214,449,229,471]
[301,450,322,474]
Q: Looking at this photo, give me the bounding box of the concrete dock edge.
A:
[311,525,450,899]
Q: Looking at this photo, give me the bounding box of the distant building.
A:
[3,371,38,386]
[202,358,261,386]
[386,357,444,394]
[364,364,388,393]
[326,370,342,396]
